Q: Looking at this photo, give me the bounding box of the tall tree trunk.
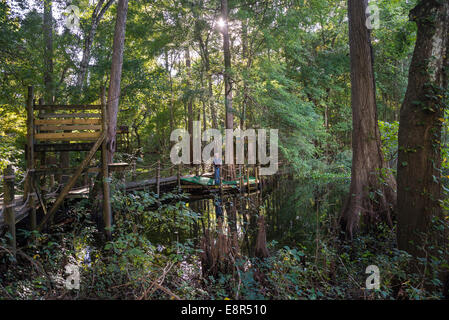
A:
[221,0,233,136]
[200,71,207,132]
[106,0,128,163]
[43,1,67,177]
[186,46,194,165]
[221,0,235,179]
[220,0,238,256]
[397,1,449,258]
[76,0,114,89]
[340,0,396,238]
[164,49,174,134]
[197,25,218,129]
[43,0,54,104]
[206,52,218,129]
[241,20,248,130]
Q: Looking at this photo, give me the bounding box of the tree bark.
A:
[186,46,194,165]
[340,0,396,238]
[220,0,239,258]
[164,48,174,134]
[241,20,248,130]
[76,0,115,89]
[207,59,218,129]
[43,0,54,104]
[106,0,129,163]
[221,0,233,134]
[43,1,68,177]
[397,0,449,257]
[197,22,218,129]
[221,0,235,180]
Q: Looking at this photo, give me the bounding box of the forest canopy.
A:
[1,0,449,301]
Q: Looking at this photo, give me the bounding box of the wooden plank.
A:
[181,185,205,189]
[37,124,102,131]
[35,119,101,125]
[34,143,94,152]
[124,174,196,191]
[32,166,101,175]
[37,113,101,119]
[34,104,101,111]
[30,194,37,232]
[108,162,129,172]
[0,194,22,207]
[3,165,16,257]
[35,132,101,141]
[38,131,106,231]
[24,85,34,199]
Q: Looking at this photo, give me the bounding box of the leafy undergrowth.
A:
[0,190,447,300]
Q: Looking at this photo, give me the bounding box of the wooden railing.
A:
[0,165,37,258]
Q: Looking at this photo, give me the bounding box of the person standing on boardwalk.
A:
[213,152,222,185]
[213,152,223,218]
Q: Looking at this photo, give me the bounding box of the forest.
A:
[0,0,448,301]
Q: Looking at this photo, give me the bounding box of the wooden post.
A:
[37,98,49,214]
[219,174,223,198]
[83,172,88,189]
[101,87,112,239]
[24,86,34,199]
[49,173,55,190]
[219,173,224,227]
[256,165,260,187]
[246,165,250,193]
[132,160,136,181]
[240,165,250,255]
[37,99,47,183]
[156,160,161,196]
[30,193,37,232]
[239,165,243,195]
[177,164,181,192]
[239,164,244,225]
[127,130,130,154]
[256,165,260,206]
[4,165,16,257]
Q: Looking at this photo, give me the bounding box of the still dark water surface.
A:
[185,176,350,254]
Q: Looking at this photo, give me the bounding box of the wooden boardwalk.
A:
[0,86,263,257]
[0,170,260,229]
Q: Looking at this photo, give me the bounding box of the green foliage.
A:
[218,222,447,300]
[0,0,416,174]
[374,0,418,122]
[251,58,326,174]
[1,177,448,300]
[0,188,203,299]
[379,120,399,166]
[1,0,448,302]
[0,107,25,172]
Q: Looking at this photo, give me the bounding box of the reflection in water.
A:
[187,176,349,256]
[263,176,349,249]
